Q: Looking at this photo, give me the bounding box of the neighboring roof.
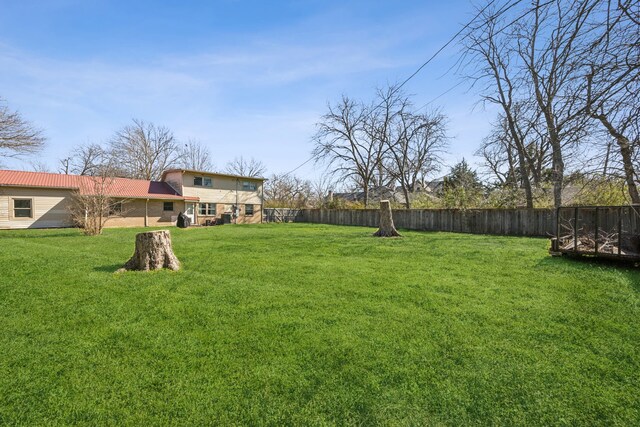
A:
[161,168,266,182]
[0,170,186,200]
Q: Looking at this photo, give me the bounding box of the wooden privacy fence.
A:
[295,208,556,237]
[263,208,304,223]
[553,206,640,260]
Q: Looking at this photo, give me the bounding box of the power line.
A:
[393,0,502,94]
[417,0,558,112]
[398,0,530,112]
[282,156,315,176]
[417,80,466,111]
[284,0,523,177]
[368,0,525,116]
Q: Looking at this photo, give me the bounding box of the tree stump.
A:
[121,230,180,271]
[373,200,402,237]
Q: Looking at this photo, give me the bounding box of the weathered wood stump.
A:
[373,200,401,237]
[120,230,180,271]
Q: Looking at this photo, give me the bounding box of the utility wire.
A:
[283,0,524,177]
[392,0,501,94]
[282,156,315,176]
[417,81,466,111]
[417,0,560,112]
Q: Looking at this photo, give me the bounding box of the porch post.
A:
[261,180,264,224]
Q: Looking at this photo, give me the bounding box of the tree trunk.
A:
[615,135,640,204]
[503,110,534,208]
[403,188,411,209]
[592,113,640,204]
[121,230,180,271]
[542,112,564,209]
[551,147,564,209]
[373,200,401,237]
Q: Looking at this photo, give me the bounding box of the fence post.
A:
[595,207,599,255]
[618,206,622,255]
[574,206,579,251]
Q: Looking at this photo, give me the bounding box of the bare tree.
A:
[61,143,107,176]
[385,109,448,208]
[476,112,552,197]
[29,160,51,172]
[224,156,266,177]
[355,86,449,208]
[618,0,640,26]
[583,4,640,203]
[476,116,518,185]
[59,157,71,174]
[310,174,337,208]
[313,88,449,208]
[108,119,183,180]
[0,97,45,163]
[464,7,544,208]
[516,0,599,208]
[466,0,613,208]
[264,173,312,208]
[68,171,129,236]
[313,96,382,207]
[364,86,403,191]
[181,139,214,171]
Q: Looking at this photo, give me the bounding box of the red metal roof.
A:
[0,170,187,200]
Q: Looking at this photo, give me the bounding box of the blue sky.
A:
[0,0,495,180]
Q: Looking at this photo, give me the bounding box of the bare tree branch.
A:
[108,119,183,180]
[312,96,382,207]
[181,139,214,171]
[68,162,131,235]
[0,97,45,163]
[224,156,266,177]
[264,173,312,208]
[60,143,108,176]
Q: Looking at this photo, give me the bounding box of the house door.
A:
[185,203,196,224]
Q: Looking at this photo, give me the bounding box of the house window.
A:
[109,202,123,216]
[242,181,257,191]
[198,203,216,216]
[13,199,32,218]
[163,202,174,211]
[194,176,212,187]
[245,204,254,216]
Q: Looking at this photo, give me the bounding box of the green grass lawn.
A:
[0,224,639,426]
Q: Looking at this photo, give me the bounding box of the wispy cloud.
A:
[0,36,395,172]
[0,2,485,174]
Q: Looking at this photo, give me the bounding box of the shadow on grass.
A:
[538,255,640,292]
[539,253,638,268]
[94,264,123,273]
[0,229,83,239]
